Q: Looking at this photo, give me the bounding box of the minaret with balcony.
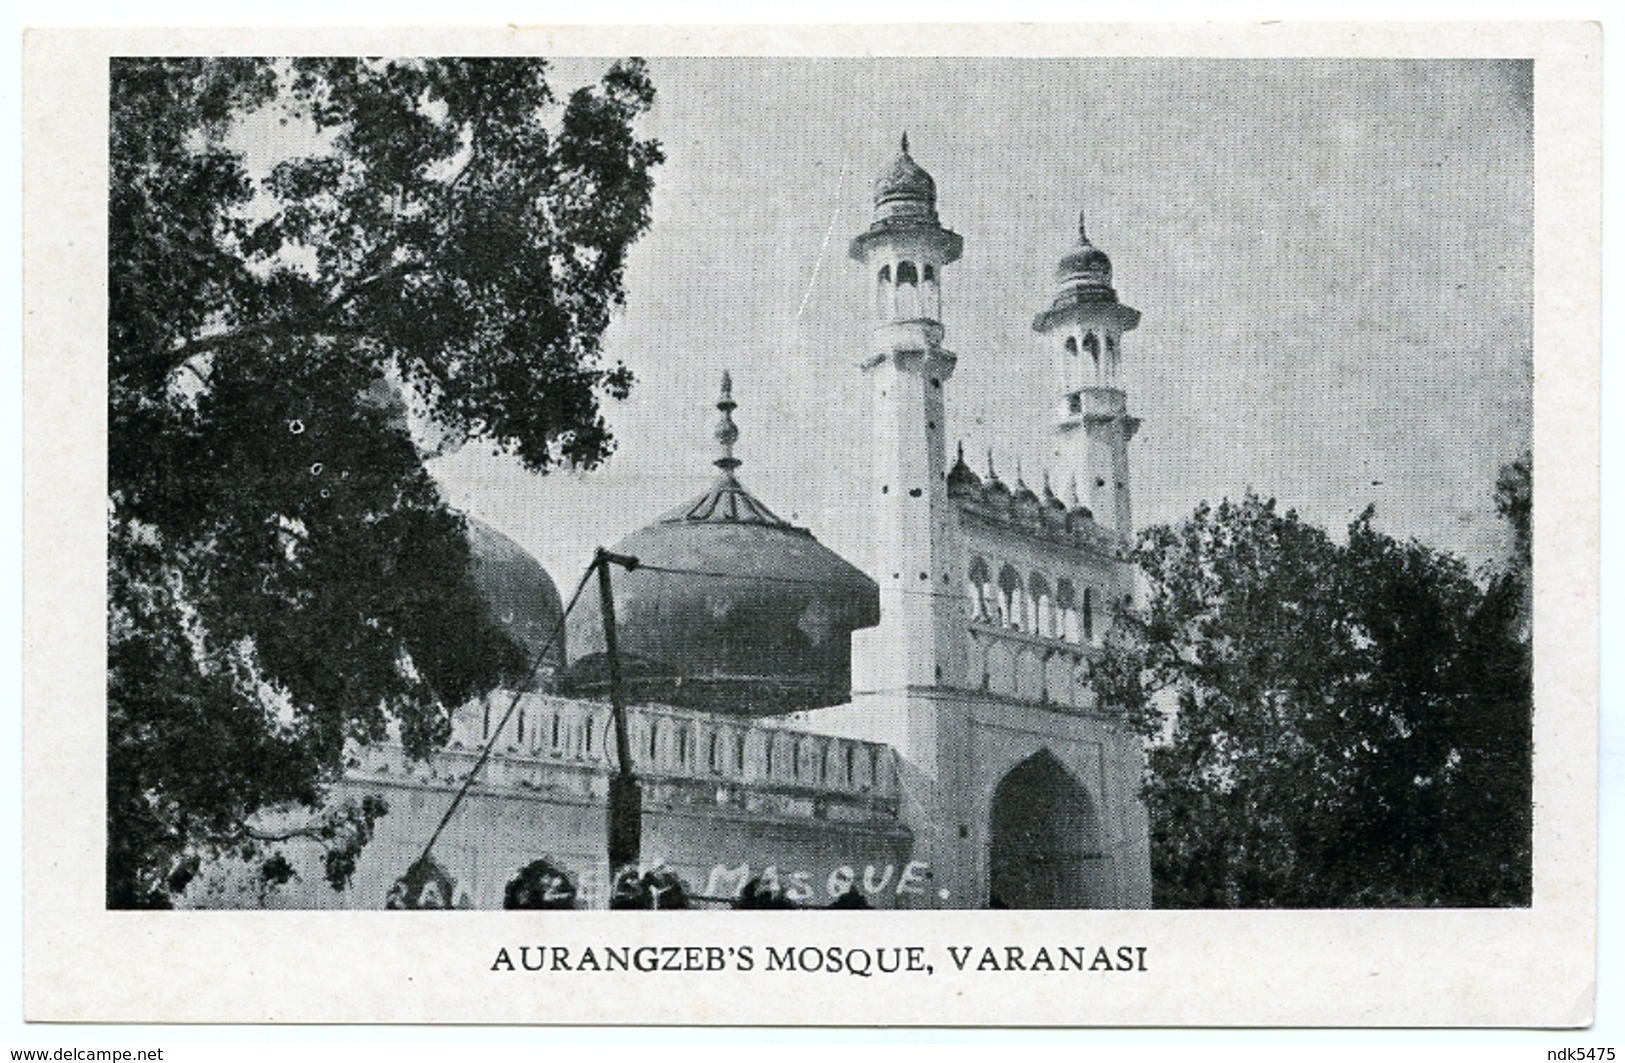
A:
[1034,211,1142,546]
[848,134,968,695]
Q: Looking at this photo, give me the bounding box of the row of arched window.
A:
[878,262,936,285]
[1063,331,1118,360]
[875,261,942,321]
[1062,331,1120,387]
[967,556,1095,643]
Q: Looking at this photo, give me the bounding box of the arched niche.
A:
[997,563,1023,630]
[988,749,1107,909]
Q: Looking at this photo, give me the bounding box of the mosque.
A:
[196,138,1153,910]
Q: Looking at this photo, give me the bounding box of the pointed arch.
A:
[997,564,1022,630]
[1028,573,1054,638]
[968,555,992,620]
[989,749,1105,909]
[1057,579,1080,643]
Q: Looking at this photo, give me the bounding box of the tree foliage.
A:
[1100,481,1532,908]
[107,57,662,907]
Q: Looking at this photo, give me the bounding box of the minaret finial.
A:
[714,370,741,472]
[986,449,998,481]
[1078,208,1089,244]
[1014,457,1026,487]
[957,440,965,463]
[901,131,910,154]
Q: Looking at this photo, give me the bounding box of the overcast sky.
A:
[429,57,1533,585]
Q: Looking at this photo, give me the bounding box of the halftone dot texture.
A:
[421,58,1532,579]
[176,57,1535,914]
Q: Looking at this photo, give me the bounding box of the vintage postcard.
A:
[22,22,1600,1025]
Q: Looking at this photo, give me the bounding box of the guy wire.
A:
[412,555,983,869]
[634,561,971,604]
[413,557,597,870]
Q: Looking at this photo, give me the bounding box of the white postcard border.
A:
[21,21,1601,1026]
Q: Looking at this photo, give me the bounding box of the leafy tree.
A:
[107,57,662,907]
[1100,486,1532,908]
[1495,451,1532,568]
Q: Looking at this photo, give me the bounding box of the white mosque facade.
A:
[191,139,1153,911]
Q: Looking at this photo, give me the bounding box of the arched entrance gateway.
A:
[988,749,1107,909]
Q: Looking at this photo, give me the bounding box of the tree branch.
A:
[160,260,424,370]
[236,822,329,845]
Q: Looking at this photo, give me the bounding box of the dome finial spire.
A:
[714,370,741,473]
[1078,208,1089,244]
[901,131,910,154]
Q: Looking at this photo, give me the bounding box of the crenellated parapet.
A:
[946,443,1124,556]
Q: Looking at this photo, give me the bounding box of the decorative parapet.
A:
[953,487,1124,557]
[965,618,1104,713]
[945,444,1126,558]
[350,693,903,825]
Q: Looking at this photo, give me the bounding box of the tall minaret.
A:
[848,135,966,693]
[1034,210,1142,544]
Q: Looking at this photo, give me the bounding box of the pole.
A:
[595,548,642,887]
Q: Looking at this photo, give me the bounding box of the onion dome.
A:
[1067,475,1094,523]
[359,372,467,459]
[567,374,880,715]
[465,515,565,677]
[1011,460,1040,508]
[1056,210,1114,291]
[1042,471,1068,516]
[982,451,1011,503]
[359,374,411,436]
[874,132,937,214]
[849,134,963,263]
[947,441,982,497]
[1033,208,1140,333]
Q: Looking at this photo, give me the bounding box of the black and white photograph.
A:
[23,22,1601,1028]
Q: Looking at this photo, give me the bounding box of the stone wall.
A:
[182,693,917,910]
